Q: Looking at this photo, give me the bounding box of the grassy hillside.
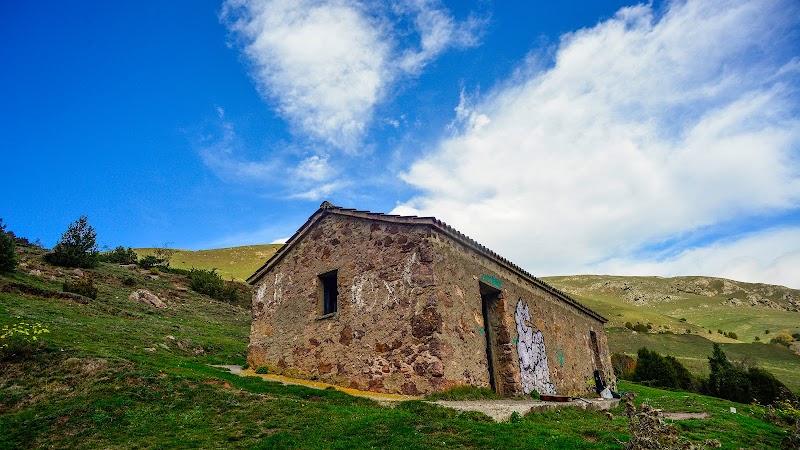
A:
[135,244,282,281]
[544,275,800,391]
[136,245,800,390]
[3,245,796,448]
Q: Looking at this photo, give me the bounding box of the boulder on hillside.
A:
[128,289,166,308]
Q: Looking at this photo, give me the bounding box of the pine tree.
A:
[45,216,98,268]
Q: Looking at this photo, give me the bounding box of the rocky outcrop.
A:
[128,289,166,308]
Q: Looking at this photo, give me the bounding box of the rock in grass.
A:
[128,289,166,308]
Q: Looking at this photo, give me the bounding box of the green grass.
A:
[134,244,282,281]
[544,274,800,392]
[426,385,500,401]
[607,329,800,392]
[2,247,797,448]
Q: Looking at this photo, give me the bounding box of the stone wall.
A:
[248,212,614,397]
[248,213,444,394]
[426,232,615,396]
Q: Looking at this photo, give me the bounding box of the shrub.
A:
[138,255,166,269]
[164,267,190,276]
[188,268,241,304]
[703,343,795,405]
[793,333,800,341]
[152,244,176,268]
[0,219,18,273]
[45,216,98,268]
[255,366,269,374]
[98,246,138,264]
[665,355,696,391]
[770,333,793,348]
[625,321,633,330]
[121,276,137,287]
[611,352,636,380]
[633,347,695,391]
[632,323,649,333]
[725,331,738,340]
[529,390,541,400]
[63,276,98,299]
[0,320,50,360]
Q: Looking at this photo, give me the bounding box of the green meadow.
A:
[2,246,798,448]
[135,244,282,281]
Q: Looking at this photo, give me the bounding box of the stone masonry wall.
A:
[248,212,614,396]
[427,232,615,397]
[248,214,448,395]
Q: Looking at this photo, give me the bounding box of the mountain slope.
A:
[134,244,282,281]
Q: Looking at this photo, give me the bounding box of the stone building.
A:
[247,202,614,397]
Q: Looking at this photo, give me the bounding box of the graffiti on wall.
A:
[515,299,556,395]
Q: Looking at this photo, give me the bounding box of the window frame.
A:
[318,270,338,318]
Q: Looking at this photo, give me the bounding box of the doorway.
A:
[590,330,604,372]
[480,282,502,393]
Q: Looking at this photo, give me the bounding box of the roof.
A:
[248,201,607,323]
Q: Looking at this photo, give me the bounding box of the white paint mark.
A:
[255,282,267,304]
[272,272,284,306]
[403,252,419,286]
[351,273,378,311]
[515,299,557,395]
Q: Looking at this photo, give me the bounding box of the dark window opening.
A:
[320,271,338,315]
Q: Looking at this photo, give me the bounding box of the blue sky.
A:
[2,0,799,288]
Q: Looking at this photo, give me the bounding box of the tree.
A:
[98,246,138,265]
[45,216,98,268]
[703,343,795,405]
[634,347,679,389]
[0,219,18,273]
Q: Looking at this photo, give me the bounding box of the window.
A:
[319,270,338,315]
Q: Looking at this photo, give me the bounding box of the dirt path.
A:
[213,365,620,421]
[434,398,620,422]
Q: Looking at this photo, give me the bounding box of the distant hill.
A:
[543,275,800,391]
[542,275,800,342]
[134,244,282,281]
[133,243,800,390]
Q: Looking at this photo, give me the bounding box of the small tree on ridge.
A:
[45,216,98,268]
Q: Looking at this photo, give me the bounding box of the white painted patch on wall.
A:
[515,299,557,395]
[351,273,379,311]
[350,253,419,311]
[272,272,284,306]
[255,282,267,304]
[402,252,418,286]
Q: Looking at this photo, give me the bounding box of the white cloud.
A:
[223,0,390,152]
[595,227,800,289]
[222,0,484,153]
[395,0,485,74]
[396,0,800,287]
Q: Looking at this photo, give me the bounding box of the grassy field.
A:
[543,275,800,342]
[2,246,797,448]
[134,244,282,281]
[544,275,800,391]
